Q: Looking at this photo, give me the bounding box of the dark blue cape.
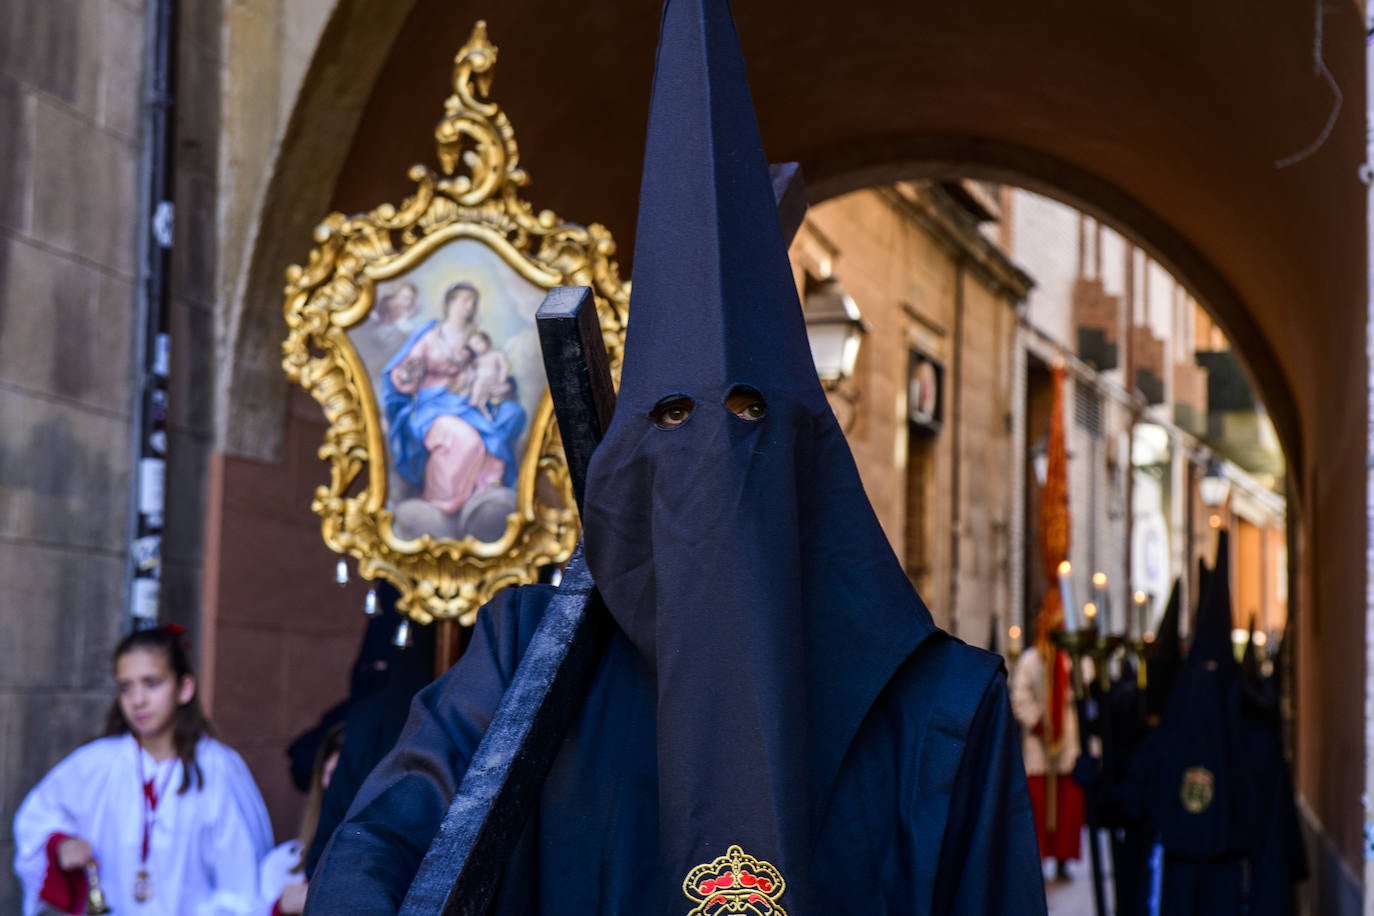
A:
[308,585,1045,914]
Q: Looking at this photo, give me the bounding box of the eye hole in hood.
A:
[651,394,695,429]
[725,385,766,421]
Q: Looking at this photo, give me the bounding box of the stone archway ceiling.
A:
[326,0,1364,497]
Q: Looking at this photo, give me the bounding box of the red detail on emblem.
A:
[683,845,786,916]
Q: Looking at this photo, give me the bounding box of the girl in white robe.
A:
[12,625,273,916]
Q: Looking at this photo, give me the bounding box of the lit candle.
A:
[1058,561,1079,631]
[1132,591,1148,640]
[1083,601,1098,632]
[1008,625,1023,654]
[1092,572,1111,634]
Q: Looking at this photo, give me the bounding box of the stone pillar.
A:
[0,1,146,909]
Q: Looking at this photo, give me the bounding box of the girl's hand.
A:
[278,880,309,914]
[56,837,94,871]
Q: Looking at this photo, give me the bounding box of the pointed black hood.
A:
[1151,532,1246,856]
[583,0,934,901]
[1145,578,1183,718]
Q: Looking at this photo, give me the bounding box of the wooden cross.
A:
[399,164,808,916]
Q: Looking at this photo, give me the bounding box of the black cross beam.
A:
[399,164,808,916]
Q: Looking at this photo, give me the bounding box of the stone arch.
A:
[217,0,417,459]
[222,0,1366,875]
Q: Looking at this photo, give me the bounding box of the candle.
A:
[1132,591,1148,640]
[1058,561,1079,631]
[1092,572,1110,634]
[1083,601,1098,631]
[1008,625,1022,653]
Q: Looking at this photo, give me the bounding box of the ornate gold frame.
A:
[282,22,629,625]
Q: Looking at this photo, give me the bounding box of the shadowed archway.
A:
[222,0,1366,889]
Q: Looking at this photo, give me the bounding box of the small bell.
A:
[334,559,349,587]
[84,863,111,914]
[393,619,412,649]
[363,588,378,617]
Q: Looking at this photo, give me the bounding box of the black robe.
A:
[308,585,1046,914]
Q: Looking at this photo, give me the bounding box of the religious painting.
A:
[350,245,548,544]
[282,22,629,624]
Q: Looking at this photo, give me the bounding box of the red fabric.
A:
[39,832,88,914]
[271,900,285,916]
[1035,366,1072,746]
[142,778,159,859]
[1026,775,1086,861]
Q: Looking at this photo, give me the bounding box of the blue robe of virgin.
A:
[381,320,525,490]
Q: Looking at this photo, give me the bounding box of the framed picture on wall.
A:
[908,349,945,435]
[282,22,630,625]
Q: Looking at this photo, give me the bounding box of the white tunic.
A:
[257,840,305,914]
[1009,645,1086,777]
[12,733,273,916]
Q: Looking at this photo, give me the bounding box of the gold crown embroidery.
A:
[683,844,787,915]
[1180,765,1215,814]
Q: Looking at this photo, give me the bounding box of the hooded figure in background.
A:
[304,582,437,877]
[1142,531,1295,915]
[1146,534,1246,913]
[307,0,1045,912]
[285,589,417,792]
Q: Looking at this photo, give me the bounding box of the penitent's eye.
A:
[725,385,767,421]
[651,395,695,430]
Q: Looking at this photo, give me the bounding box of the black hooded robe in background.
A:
[304,584,438,877]
[1141,533,1304,915]
[308,586,1043,913]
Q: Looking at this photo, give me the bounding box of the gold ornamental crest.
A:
[1179,765,1215,814]
[282,22,629,625]
[683,845,787,916]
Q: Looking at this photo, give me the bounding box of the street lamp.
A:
[1200,458,1232,507]
[803,275,866,386]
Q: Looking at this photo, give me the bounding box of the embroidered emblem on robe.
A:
[683,844,787,915]
[1180,766,1215,813]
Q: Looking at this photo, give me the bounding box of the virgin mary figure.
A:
[381,281,527,519]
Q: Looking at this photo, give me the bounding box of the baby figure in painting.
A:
[465,331,513,418]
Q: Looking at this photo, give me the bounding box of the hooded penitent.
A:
[582,0,932,897]
[1150,532,1243,860]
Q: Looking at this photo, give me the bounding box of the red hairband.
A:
[164,623,186,636]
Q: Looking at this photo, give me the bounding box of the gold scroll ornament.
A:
[282,22,630,625]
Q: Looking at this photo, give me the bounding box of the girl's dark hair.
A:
[103,626,213,794]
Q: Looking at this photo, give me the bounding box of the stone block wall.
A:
[0,1,145,909]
